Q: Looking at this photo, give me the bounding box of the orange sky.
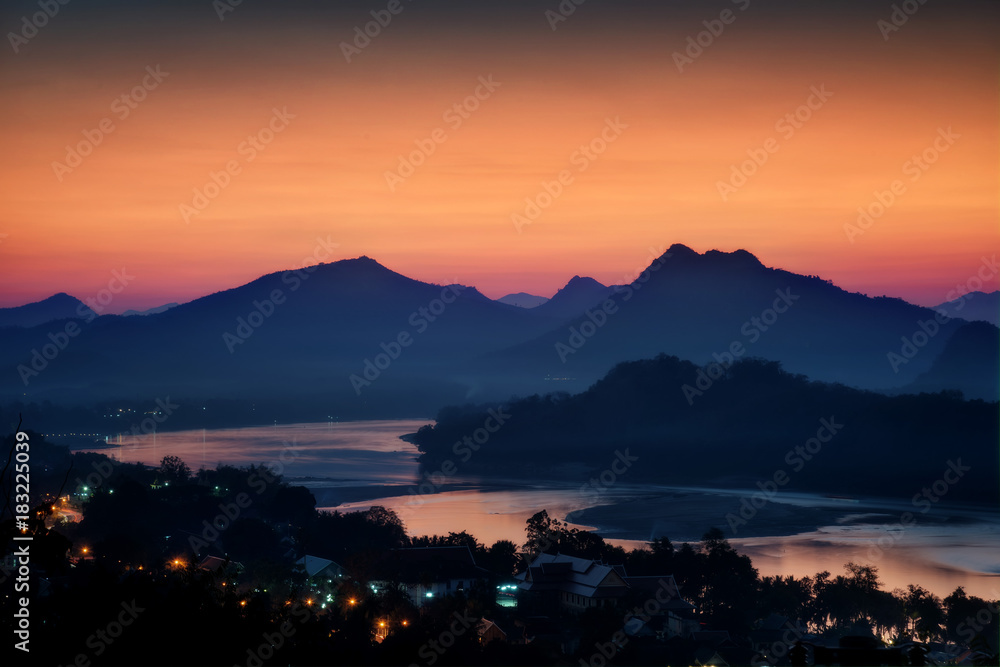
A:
[0,1,997,309]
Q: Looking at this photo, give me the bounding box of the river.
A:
[84,419,1000,600]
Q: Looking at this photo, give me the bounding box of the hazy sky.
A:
[1,0,997,310]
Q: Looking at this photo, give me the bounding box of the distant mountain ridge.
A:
[0,293,97,328]
[122,302,180,317]
[476,243,998,401]
[533,276,614,321]
[932,290,999,326]
[496,292,548,308]
[0,246,994,420]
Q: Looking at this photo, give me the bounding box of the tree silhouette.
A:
[158,454,191,484]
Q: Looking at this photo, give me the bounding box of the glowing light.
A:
[348,598,356,605]
[240,600,246,607]
[379,621,385,627]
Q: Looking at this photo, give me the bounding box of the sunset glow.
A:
[2,1,996,310]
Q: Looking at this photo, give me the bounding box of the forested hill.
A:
[412,355,998,504]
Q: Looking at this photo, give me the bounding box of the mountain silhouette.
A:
[122,302,180,317]
[0,247,994,418]
[932,290,999,326]
[496,292,549,308]
[0,257,560,415]
[0,293,97,328]
[476,243,996,400]
[533,276,614,321]
[905,320,999,400]
[413,354,998,504]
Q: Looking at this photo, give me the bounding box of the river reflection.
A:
[82,420,1000,599]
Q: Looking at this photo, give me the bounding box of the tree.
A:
[158,455,191,484]
[524,510,561,557]
[903,584,944,642]
[484,540,520,577]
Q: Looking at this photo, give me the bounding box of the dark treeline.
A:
[518,510,998,648]
[413,355,999,503]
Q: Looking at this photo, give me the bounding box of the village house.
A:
[371,545,493,606]
[516,552,698,638]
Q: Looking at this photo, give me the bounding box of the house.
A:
[371,546,493,606]
[197,555,244,577]
[622,574,698,638]
[516,553,698,639]
[294,555,344,583]
[477,618,507,645]
[516,552,628,612]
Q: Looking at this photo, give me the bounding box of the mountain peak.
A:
[704,247,764,269]
[536,275,613,319]
[666,243,698,258]
[564,275,605,290]
[0,292,96,328]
